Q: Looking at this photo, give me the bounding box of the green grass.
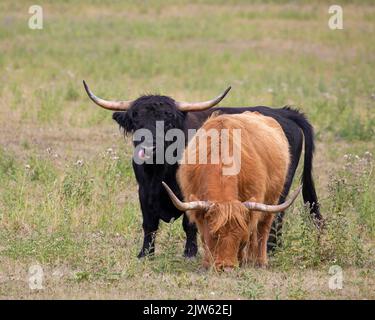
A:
[0,1,375,299]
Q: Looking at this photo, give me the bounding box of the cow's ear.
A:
[113,112,133,133]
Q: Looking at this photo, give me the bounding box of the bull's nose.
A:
[137,145,155,160]
[214,263,236,272]
[138,148,146,160]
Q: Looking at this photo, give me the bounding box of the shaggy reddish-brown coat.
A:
[177,111,290,269]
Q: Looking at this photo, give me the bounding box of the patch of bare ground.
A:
[1,258,374,299]
[175,38,361,62]
[0,118,130,162]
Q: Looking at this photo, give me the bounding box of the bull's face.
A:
[82,81,230,164]
[189,201,249,270]
[113,96,184,133]
[112,96,185,160]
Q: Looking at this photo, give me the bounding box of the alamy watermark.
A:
[28,264,44,290]
[28,5,43,30]
[328,5,343,30]
[328,265,343,290]
[27,5,344,31]
[132,123,242,176]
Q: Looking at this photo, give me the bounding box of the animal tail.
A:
[282,107,324,227]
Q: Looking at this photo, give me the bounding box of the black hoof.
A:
[137,249,154,259]
[137,251,146,259]
[183,246,198,258]
[267,242,277,254]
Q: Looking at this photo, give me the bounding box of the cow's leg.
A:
[137,184,160,258]
[243,214,259,265]
[267,170,297,252]
[238,242,247,265]
[267,210,285,253]
[257,214,275,267]
[137,188,159,258]
[248,228,258,265]
[138,217,159,258]
[268,130,302,252]
[182,213,198,258]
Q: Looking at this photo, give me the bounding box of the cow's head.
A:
[162,182,302,270]
[83,81,230,162]
[191,198,250,270]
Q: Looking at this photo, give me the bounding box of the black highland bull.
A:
[83,80,322,258]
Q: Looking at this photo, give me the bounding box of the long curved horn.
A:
[83,80,134,111]
[243,185,302,213]
[175,86,231,112]
[162,182,211,212]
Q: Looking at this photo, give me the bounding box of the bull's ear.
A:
[113,111,133,133]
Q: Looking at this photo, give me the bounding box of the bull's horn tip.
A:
[82,80,89,91]
[162,182,172,193]
[162,181,175,197]
[291,185,303,200]
[82,80,93,99]
[162,181,174,199]
[223,86,231,96]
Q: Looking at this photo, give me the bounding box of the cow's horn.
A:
[243,185,302,213]
[162,182,211,212]
[83,80,133,111]
[175,86,231,112]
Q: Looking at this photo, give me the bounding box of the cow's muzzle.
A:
[137,145,155,161]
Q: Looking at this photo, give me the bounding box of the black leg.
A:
[267,172,295,252]
[138,219,159,258]
[182,213,198,258]
[267,210,285,253]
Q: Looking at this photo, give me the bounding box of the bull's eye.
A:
[132,111,138,118]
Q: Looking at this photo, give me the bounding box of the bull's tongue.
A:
[138,148,145,160]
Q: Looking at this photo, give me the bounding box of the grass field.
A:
[0,0,374,299]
